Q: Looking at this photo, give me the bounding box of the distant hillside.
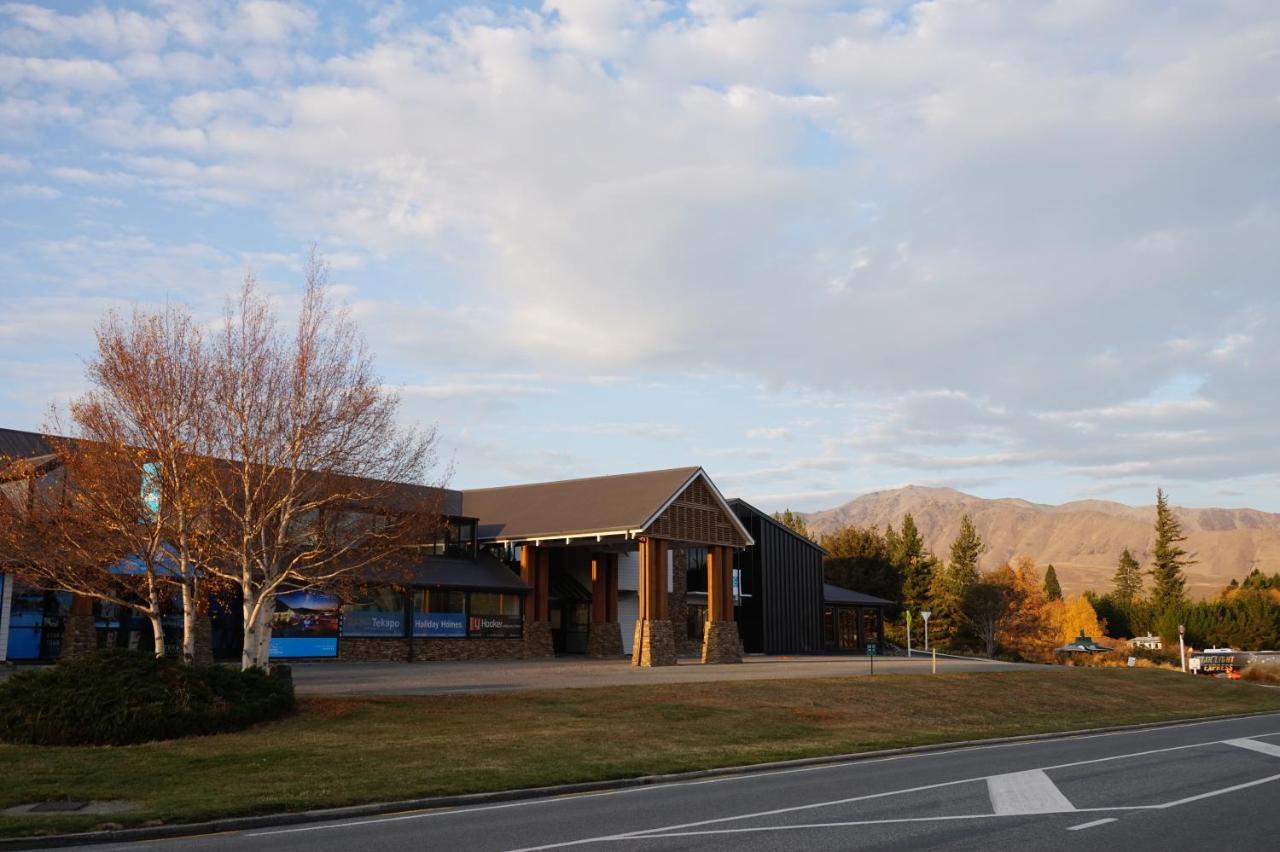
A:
[803,486,1280,600]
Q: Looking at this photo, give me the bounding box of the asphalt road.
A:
[70,712,1280,851]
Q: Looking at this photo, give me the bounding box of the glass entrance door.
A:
[837,608,860,651]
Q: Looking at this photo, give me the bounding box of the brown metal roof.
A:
[462,466,706,542]
[0,428,53,461]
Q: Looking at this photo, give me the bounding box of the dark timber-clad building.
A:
[1,426,898,665]
[728,499,825,655]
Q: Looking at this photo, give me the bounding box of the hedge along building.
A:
[461,467,754,666]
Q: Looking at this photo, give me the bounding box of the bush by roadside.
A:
[0,649,295,746]
[1241,664,1280,685]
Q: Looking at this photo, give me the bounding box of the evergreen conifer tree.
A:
[1113,548,1144,603]
[896,514,934,612]
[1150,489,1193,612]
[772,508,812,541]
[1043,564,1063,601]
[928,514,985,643]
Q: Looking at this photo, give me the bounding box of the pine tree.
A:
[1150,489,1193,612]
[1113,548,1144,603]
[928,515,985,643]
[772,508,812,541]
[896,514,934,612]
[1043,564,1063,601]
[948,514,984,587]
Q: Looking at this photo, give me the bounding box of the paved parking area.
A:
[289,653,1039,696]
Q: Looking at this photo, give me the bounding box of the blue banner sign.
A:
[413,612,466,637]
[270,589,341,658]
[269,637,338,658]
[342,610,406,637]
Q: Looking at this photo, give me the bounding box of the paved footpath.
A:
[290,653,1038,696]
[69,712,1280,851]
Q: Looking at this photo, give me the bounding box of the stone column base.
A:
[194,616,214,664]
[62,614,99,660]
[701,620,743,664]
[522,620,555,659]
[587,621,624,658]
[632,619,678,667]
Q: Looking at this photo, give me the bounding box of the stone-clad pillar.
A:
[632,536,676,667]
[61,594,99,660]
[588,553,623,657]
[702,545,743,664]
[521,544,554,659]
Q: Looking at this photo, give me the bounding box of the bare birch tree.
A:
[196,254,445,670]
[0,434,174,656]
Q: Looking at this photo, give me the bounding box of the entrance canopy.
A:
[462,466,753,549]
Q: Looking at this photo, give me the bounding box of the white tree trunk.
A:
[254,597,273,670]
[241,591,274,671]
[148,610,167,658]
[180,580,197,664]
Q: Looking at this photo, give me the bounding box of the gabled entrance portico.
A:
[463,467,753,667]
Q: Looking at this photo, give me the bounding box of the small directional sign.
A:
[867,643,877,657]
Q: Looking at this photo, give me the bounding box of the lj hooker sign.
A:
[468,615,523,639]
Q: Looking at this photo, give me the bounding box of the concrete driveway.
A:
[289,653,1042,696]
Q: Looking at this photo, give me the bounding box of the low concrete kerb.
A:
[5,708,1279,851]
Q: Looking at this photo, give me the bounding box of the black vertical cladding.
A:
[729,500,825,655]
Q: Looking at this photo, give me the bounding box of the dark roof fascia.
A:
[822,583,895,606]
[728,497,829,556]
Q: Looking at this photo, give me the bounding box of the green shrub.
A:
[0,649,295,746]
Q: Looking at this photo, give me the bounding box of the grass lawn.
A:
[2,667,1279,838]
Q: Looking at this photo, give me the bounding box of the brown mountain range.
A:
[802,486,1280,600]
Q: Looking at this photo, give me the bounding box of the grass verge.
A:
[2,667,1279,838]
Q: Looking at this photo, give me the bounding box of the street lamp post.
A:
[1179,623,1187,673]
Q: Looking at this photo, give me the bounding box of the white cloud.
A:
[2,0,1279,504]
[746,426,789,440]
[0,56,122,90]
[0,182,60,199]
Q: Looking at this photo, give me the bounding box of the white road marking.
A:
[1153,771,1280,809]
[1224,737,1280,759]
[244,719,1280,841]
[987,769,1076,815]
[506,731,1280,851]
[1067,818,1117,831]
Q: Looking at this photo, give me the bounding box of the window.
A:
[685,548,708,593]
[413,589,466,637]
[342,589,406,637]
[469,592,520,617]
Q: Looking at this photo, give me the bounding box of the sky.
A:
[2,0,1279,513]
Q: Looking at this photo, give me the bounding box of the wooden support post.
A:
[701,545,742,664]
[653,538,668,620]
[606,553,619,622]
[536,546,551,622]
[633,537,676,666]
[520,545,535,622]
[591,555,607,624]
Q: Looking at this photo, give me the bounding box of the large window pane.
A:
[413,589,466,637]
[342,588,406,637]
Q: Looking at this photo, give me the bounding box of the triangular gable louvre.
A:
[644,474,749,547]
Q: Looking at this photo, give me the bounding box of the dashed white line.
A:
[1067,818,1117,831]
